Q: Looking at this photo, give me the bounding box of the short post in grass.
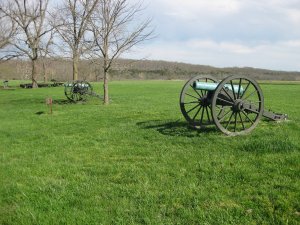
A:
[46,97,53,114]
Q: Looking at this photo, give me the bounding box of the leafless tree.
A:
[0,0,52,88]
[39,30,55,82]
[53,0,99,81]
[0,11,16,49]
[89,0,153,104]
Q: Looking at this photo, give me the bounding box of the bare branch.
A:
[0,0,51,87]
[53,0,100,80]
[88,0,154,104]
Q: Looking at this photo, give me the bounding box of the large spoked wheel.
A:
[180,75,217,128]
[211,75,264,136]
[64,81,93,102]
[64,82,74,101]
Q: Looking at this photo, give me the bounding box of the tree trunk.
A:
[42,60,47,83]
[103,69,109,105]
[31,59,38,88]
[73,53,79,81]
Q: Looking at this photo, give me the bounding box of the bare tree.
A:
[89,0,153,104]
[0,0,52,88]
[0,11,15,49]
[54,0,99,81]
[39,30,55,82]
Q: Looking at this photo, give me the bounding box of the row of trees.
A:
[0,0,153,104]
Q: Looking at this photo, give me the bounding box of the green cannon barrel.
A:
[193,81,244,94]
[64,82,90,88]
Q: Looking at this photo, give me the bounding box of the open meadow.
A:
[0,80,299,224]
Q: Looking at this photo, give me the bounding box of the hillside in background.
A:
[0,58,299,81]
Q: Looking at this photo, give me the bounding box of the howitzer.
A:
[64,80,100,101]
[180,75,287,136]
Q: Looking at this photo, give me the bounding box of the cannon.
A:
[180,75,287,135]
[64,80,99,101]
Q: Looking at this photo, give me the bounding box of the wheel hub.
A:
[233,99,244,112]
[199,95,210,107]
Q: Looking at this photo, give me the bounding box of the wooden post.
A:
[46,97,53,114]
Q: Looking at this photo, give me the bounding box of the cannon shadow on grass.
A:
[37,99,73,105]
[136,120,218,137]
[52,99,76,105]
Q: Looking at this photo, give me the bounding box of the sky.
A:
[124,0,300,71]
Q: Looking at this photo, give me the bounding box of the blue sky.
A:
[124,0,300,71]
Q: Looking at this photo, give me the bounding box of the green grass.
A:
[0,80,299,224]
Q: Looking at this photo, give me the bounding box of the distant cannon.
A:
[64,80,100,101]
[180,75,287,135]
[3,80,8,88]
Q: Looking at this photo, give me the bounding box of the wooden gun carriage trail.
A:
[180,75,288,136]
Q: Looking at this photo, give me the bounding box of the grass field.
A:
[0,80,299,224]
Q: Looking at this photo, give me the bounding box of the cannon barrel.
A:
[64,83,90,88]
[193,81,244,95]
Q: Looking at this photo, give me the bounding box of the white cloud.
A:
[159,0,241,18]
[129,0,300,71]
[125,38,300,71]
[286,9,300,24]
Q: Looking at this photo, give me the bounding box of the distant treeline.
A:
[0,58,299,81]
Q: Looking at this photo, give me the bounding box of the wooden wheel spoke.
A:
[245,108,260,114]
[216,105,230,110]
[234,112,238,132]
[238,112,245,130]
[230,80,236,100]
[225,112,234,129]
[185,93,199,100]
[237,78,242,99]
[184,101,200,105]
[205,106,211,122]
[222,87,234,102]
[242,111,254,125]
[218,107,232,122]
[192,106,202,121]
[240,81,250,99]
[186,103,200,114]
[217,97,234,105]
[200,90,204,96]
[200,106,205,124]
[190,84,202,98]
[217,107,223,117]
[243,89,258,100]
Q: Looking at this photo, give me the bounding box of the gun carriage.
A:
[64,80,98,102]
[180,75,287,136]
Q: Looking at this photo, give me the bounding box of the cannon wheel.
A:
[211,75,264,135]
[64,81,93,102]
[180,75,217,128]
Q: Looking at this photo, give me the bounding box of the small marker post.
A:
[46,97,53,114]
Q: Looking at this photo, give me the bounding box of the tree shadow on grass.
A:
[136,120,218,138]
[35,111,45,115]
